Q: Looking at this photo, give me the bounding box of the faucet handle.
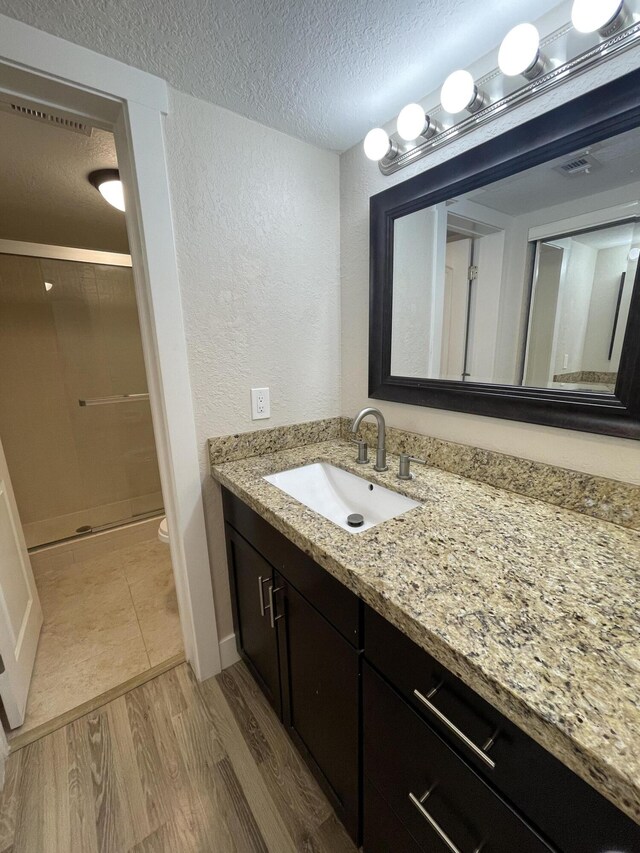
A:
[351,438,369,464]
[397,453,426,480]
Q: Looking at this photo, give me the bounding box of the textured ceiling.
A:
[469,127,640,217]
[0,0,562,151]
[0,109,129,253]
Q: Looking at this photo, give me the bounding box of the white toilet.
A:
[157,516,170,544]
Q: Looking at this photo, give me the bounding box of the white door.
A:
[441,238,472,380]
[0,438,42,728]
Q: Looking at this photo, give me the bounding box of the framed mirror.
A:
[369,68,640,439]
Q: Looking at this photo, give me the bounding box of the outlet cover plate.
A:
[251,387,270,420]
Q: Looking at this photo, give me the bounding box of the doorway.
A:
[0,106,185,742]
[0,20,221,765]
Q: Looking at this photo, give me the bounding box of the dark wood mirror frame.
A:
[369,68,640,439]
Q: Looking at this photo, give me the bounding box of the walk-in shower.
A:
[0,244,163,547]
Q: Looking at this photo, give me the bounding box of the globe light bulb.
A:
[499,23,541,77]
[363,128,391,161]
[571,0,625,34]
[397,103,427,141]
[97,179,125,211]
[441,70,477,114]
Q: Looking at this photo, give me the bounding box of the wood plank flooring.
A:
[0,661,357,853]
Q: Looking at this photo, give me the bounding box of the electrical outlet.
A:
[251,387,270,420]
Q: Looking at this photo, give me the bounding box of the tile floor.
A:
[11,523,183,738]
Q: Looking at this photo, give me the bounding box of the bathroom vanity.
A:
[214,437,640,852]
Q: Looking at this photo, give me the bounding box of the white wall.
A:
[552,239,597,377]
[164,89,340,637]
[524,243,564,387]
[340,44,640,485]
[582,244,637,372]
[467,230,505,383]
[391,205,445,377]
[611,245,640,367]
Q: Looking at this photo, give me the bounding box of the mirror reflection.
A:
[390,124,640,393]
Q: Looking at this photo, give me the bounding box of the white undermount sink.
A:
[264,462,421,533]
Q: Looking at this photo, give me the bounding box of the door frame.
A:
[0,14,221,679]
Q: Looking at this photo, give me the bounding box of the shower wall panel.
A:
[0,252,163,546]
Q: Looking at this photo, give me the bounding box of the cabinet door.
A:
[276,577,360,843]
[225,525,281,715]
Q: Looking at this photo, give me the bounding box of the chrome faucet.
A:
[351,407,387,472]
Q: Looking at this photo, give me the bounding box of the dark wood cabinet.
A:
[222,488,640,852]
[223,489,362,843]
[364,662,554,852]
[364,604,640,853]
[363,776,423,853]
[278,577,360,839]
[225,525,282,715]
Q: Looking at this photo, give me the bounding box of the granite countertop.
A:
[211,439,640,824]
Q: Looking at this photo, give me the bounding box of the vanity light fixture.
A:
[396,103,442,141]
[498,23,549,79]
[440,70,488,115]
[363,127,397,162]
[571,0,631,36]
[364,1,640,175]
[88,169,125,211]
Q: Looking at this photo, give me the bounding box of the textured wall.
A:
[340,45,640,485]
[164,90,340,637]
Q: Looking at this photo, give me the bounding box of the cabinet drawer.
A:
[365,605,640,852]
[363,776,422,853]
[363,662,554,852]
[223,488,361,646]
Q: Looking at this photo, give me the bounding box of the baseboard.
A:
[219,633,241,669]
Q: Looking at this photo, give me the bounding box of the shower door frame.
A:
[0,15,222,681]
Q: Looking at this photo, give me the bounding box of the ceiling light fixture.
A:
[440,70,488,115]
[44,281,53,292]
[499,23,549,80]
[363,128,397,162]
[396,103,442,141]
[571,0,631,36]
[88,169,125,211]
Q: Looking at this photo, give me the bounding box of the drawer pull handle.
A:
[268,586,284,629]
[413,688,497,769]
[409,789,484,853]
[257,575,271,616]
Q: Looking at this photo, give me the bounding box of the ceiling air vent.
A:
[0,96,92,135]
[554,153,602,177]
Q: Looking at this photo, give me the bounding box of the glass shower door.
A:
[0,251,163,547]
